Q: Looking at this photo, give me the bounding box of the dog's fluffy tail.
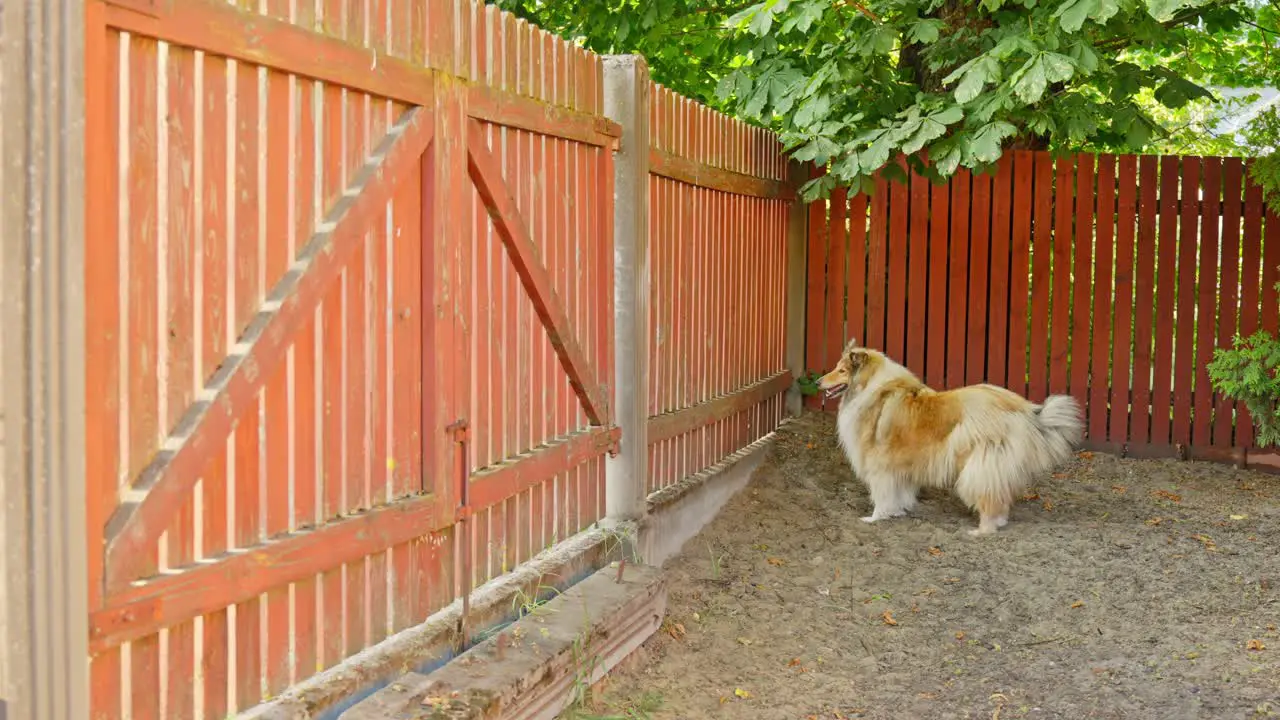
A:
[1033,394,1084,467]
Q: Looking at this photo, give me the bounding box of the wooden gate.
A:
[83,1,617,716]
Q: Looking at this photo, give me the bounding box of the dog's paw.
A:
[861,515,879,523]
[967,527,997,537]
[995,516,1009,528]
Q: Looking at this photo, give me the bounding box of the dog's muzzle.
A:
[823,384,847,400]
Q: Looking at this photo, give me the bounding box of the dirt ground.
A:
[584,412,1280,720]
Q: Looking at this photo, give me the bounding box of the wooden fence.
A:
[645,85,793,493]
[805,151,1280,470]
[80,0,795,717]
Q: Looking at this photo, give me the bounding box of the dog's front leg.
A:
[862,476,910,523]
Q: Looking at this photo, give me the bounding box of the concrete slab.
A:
[341,564,665,720]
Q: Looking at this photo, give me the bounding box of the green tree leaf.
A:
[1055,0,1098,33]
[966,121,1019,163]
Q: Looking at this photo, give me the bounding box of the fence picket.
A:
[887,161,910,361]
[867,176,889,352]
[1194,158,1222,448]
[1131,156,1159,445]
[805,168,827,396]
[1090,155,1115,444]
[1149,156,1180,448]
[847,192,869,360]
[1007,151,1033,398]
[1071,154,1095,416]
[907,168,930,377]
[1110,156,1137,445]
[1049,155,1073,396]
[1028,155,1053,402]
[824,187,849,398]
[1172,157,1201,448]
[987,155,1013,388]
[927,171,951,388]
[966,170,992,385]
[946,170,971,389]
[1215,159,1244,447]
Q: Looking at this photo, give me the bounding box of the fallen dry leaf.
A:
[1042,500,1055,512]
[1078,451,1095,460]
[1152,489,1183,503]
[1052,472,1069,479]
[955,631,966,641]
[767,557,786,566]
[1111,485,1127,494]
[918,692,938,700]
[1267,623,1277,632]
[1071,600,1085,609]
[734,687,751,699]
[928,546,944,557]
[1229,514,1247,521]
[1247,639,1266,652]
[736,637,753,646]
[805,442,817,450]
[1191,534,1218,551]
[788,658,802,667]
[1022,492,1041,501]
[882,610,899,626]
[666,622,687,640]
[1145,517,1164,526]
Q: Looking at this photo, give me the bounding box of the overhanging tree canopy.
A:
[498,0,1279,203]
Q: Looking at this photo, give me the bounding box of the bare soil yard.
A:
[584,412,1280,720]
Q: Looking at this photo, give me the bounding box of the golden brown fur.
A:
[818,339,1084,535]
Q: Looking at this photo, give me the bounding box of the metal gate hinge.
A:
[445,418,469,443]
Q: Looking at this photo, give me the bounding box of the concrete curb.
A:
[241,524,634,720]
[340,564,666,720]
[640,427,782,567]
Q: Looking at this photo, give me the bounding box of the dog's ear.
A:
[846,349,867,369]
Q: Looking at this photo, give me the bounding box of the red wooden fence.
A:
[805,151,1280,471]
[81,0,795,716]
[645,86,793,493]
[84,1,619,716]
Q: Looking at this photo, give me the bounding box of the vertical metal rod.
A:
[447,419,471,651]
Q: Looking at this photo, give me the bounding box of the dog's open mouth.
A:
[824,383,847,400]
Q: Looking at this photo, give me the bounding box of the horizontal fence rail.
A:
[805,151,1280,471]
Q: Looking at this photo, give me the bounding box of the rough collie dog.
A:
[817,338,1084,536]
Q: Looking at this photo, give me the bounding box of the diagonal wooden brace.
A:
[465,118,609,426]
[102,106,435,593]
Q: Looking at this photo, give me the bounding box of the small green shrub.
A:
[796,370,823,397]
[1207,291,1280,448]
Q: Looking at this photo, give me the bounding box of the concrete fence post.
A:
[784,161,810,417]
[602,56,651,522]
[1,0,91,717]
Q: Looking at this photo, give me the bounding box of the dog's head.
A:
[817,339,880,401]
